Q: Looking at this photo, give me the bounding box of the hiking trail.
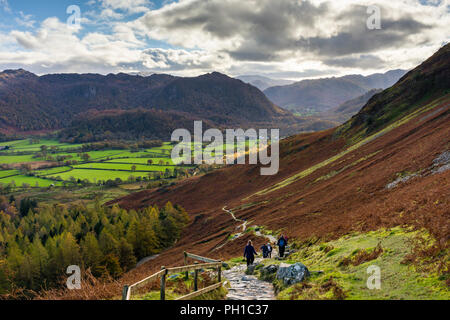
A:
[223,257,276,300]
[221,206,277,300]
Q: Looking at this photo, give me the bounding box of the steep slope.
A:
[0,71,294,136]
[42,45,449,300]
[344,45,450,137]
[77,44,450,299]
[264,70,406,113]
[318,89,383,123]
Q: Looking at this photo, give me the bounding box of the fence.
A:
[122,252,224,300]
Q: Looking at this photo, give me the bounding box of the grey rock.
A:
[246,263,262,275]
[261,264,279,275]
[276,262,310,286]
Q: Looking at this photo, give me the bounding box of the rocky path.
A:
[222,206,248,232]
[223,259,276,300]
[220,206,278,300]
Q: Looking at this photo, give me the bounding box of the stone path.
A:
[219,205,278,300]
[223,259,276,300]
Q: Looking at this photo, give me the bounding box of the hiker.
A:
[260,243,269,258]
[277,235,288,258]
[267,243,273,258]
[244,240,258,265]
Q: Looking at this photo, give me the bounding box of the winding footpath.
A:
[223,259,276,300]
[221,206,277,300]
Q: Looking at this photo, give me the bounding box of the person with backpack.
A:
[277,235,288,258]
[267,243,273,258]
[260,243,269,258]
[244,240,258,266]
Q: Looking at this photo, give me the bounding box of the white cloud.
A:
[0,0,448,79]
[0,0,11,13]
[15,11,36,28]
[4,17,145,74]
[134,0,450,77]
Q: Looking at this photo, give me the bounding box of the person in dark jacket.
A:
[267,243,273,258]
[277,235,288,258]
[260,243,269,258]
[244,240,258,265]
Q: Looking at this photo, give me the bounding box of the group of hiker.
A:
[243,235,288,266]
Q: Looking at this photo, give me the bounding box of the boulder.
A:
[246,263,263,275]
[260,264,279,276]
[276,262,310,286]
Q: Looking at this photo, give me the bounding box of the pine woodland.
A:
[0,196,189,296]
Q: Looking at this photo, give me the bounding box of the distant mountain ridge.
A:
[263,69,407,113]
[318,89,383,123]
[236,75,295,91]
[0,70,301,139]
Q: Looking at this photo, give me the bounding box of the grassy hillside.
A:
[91,45,450,301]
[246,227,449,300]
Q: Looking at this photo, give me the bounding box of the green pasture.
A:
[34,166,73,176]
[0,175,62,187]
[0,154,38,164]
[73,163,176,172]
[105,157,174,165]
[0,170,19,178]
[0,139,82,152]
[47,169,154,182]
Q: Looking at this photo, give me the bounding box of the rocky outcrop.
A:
[276,262,310,286]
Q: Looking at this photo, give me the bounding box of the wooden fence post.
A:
[160,266,167,301]
[122,285,129,300]
[218,262,222,283]
[194,262,199,292]
[184,251,188,280]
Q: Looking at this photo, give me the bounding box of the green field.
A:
[105,157,173,165]
[0,170,19,178]
[73,162,175,171]
[47,169,153,182]
[34,166,73,176]
[0,154,38,164]
[0,139,246,188]
[0,139,83,152]
[0,175,62,187]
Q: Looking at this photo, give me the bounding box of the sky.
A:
[0,0,448,80]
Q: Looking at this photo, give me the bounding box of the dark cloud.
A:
[142,1,433,63]
[323,54,386,69]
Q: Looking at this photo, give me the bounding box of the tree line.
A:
[0,197,189,296]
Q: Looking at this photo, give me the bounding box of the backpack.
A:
[279,238,285,246]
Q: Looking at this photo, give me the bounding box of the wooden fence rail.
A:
[123,252,223,300]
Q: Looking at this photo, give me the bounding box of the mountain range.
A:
[0,70,306,140]
[236,75,295,91]
[263,69,407,114]
[318,89,383,123]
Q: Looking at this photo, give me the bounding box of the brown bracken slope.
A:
[52,44,450,299]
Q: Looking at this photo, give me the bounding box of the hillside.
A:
[264,70,406,114]
[0,70,300,138]
[48,44,450,300]
[318,89,383,123]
